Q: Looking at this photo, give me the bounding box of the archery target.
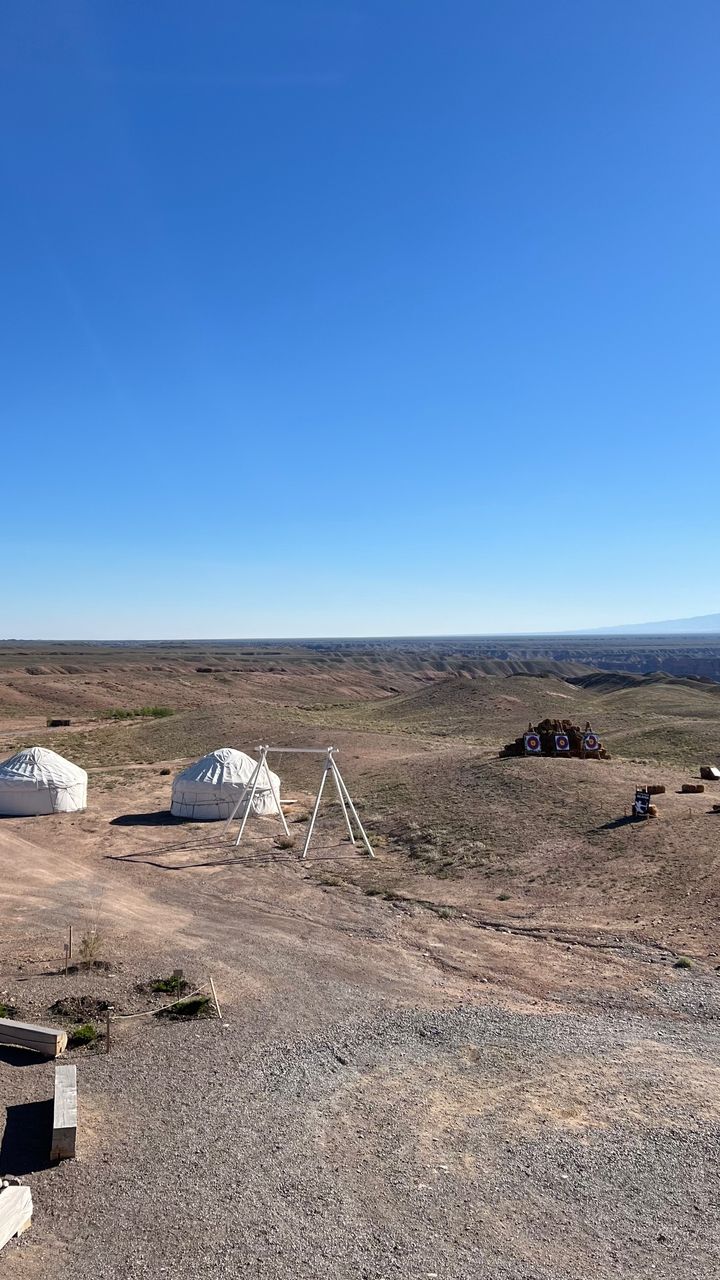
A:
[583,733,600,752]
[524,732,542,754]
[554,734,570,752]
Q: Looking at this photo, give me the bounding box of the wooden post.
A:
[51,1064,77,1160]
[105,1006,113,1054]
[68,925,73,960]
[208,975,222,1020]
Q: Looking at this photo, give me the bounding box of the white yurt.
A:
[170,748,281,821]
[0,746,88,816]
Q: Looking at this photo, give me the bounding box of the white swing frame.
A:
[224,745,375,860]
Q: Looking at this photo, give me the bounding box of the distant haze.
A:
[582,612,720,635]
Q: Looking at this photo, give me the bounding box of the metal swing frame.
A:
[224,745,375,860]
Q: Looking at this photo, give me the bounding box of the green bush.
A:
[150,975,189,995]
[674,956,693,970]
[70,1023,98,1047]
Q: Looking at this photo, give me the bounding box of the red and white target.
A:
[554,734,570,753]
[583,733,600,752]
[524,733,542,755]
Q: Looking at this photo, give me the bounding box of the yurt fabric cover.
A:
[0,746,88,815]
[171,748,281,821]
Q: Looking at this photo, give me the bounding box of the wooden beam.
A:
[0,1183,33,1252]
[0,1018,67,1058]
[51,1063,77,1161]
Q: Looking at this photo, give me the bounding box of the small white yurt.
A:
[0,746,88,816]
[170,748,281,821]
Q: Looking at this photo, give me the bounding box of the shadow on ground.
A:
[594,815,636,831]
[0,1048,44,1069]
[110,810,185,827]
[0,1099,54,1175]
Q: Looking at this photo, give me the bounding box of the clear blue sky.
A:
[2,1,718,638]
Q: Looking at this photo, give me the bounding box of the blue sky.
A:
[2,1,718,638]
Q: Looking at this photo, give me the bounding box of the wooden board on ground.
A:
[0,1018,67,1057]
[51,1063,77,1161]
[0,1183,33,1251]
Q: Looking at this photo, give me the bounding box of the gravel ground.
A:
[1,752,719,1280]
[3,988,719,1280]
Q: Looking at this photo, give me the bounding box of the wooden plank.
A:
[0,1018,67,1057]
[51,1063,77,1161]
[0,1184,33,1251]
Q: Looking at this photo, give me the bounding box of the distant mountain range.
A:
[584,612,720,635]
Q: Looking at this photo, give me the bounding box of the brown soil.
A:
[1,643,719,1278]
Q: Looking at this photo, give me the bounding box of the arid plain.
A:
[1,639,719,1279]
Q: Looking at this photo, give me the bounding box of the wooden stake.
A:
[208,975,222,1020]
[68,925,73,960]
[106,1005,113,1054]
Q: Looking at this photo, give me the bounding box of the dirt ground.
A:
[1,645,719,1278]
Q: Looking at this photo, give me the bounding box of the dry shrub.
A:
[78,926,103,965]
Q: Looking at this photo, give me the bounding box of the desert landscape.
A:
[1,637,719,1279]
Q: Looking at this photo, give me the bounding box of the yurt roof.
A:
[174,748,279,790]
[0,746,87,787]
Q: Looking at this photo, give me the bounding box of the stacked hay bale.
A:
[499,719,610,759]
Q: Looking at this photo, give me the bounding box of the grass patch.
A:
[0,1003,17,1019]
[497,892,511,901]
[156,995,213,1021]
[674,956,693,970]
[274,835,296,850]
[69,1023,98,1047]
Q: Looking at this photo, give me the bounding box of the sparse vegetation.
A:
[102,706,174,720]
[77,926,103,965]
[674,956,693,970]
[69,1023,98,1047]
[274,835,296,850]
[150,975,190,995]
[156,995,213,1020]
